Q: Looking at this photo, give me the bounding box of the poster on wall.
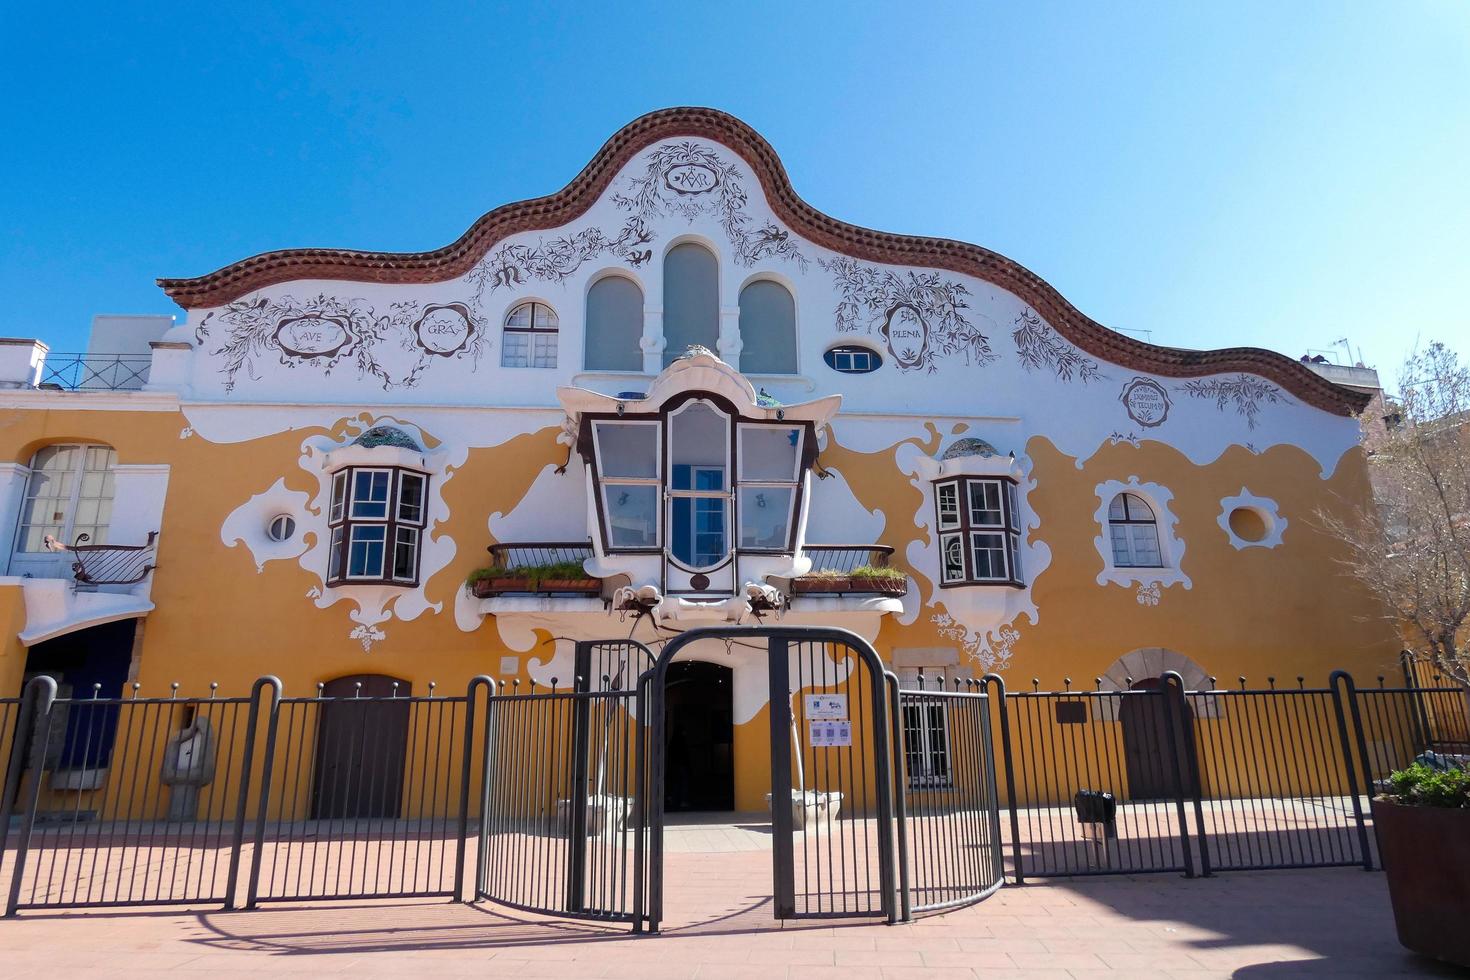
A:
[808,720,853,748]
[804,694,848,720]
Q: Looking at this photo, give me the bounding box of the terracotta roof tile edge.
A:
[155,106,1370,416]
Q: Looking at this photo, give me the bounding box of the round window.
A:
[1227,507,1268,543]
[267,514,296,543]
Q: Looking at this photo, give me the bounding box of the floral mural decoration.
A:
[820,257,997,373]
[934,613,1020,670]
[1177,374,1288,430]
[467,140,807,299]
[613,141,808,270]
[466,221,656,300]
[1012,308,1104,383]
[201,293,487,392]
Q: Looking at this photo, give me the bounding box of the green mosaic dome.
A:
[352,425,421,451]
[940,437,999,460]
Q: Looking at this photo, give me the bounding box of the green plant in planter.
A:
[801,564,907,584]
[847,564,907,584]
[1381,763,1470,808]
[465,559,592,589]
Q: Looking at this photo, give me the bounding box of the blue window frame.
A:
[670,464,727,567]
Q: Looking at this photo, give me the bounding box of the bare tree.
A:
[1321,342,1470,690]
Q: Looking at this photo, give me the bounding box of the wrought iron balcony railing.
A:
[800,544,894,574]
[485,541,596,570]
[791,544,904,597]
[44,532,159,585]
[38,353,151,391]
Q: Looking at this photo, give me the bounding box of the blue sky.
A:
[4,1,1467,376]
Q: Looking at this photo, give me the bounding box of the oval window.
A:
[267,514,297,543]
[823,345,881,374]
[1227,507,1268,543]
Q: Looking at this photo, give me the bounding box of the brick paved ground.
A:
[0,860,1459,978]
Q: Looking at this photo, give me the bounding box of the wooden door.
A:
[1119,677,1193,800]
[311,674,411,820]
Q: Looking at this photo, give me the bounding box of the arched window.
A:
[1108,492,1162,567]
[501,302,558,368]
[662,243,718,367]
[584,276,644,371]
[15,443,116,551]
[738,280,797,374]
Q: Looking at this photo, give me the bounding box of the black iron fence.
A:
[0,675,488,915]
[246,679,488,905]
[2,647,1466,924]
[988,664,1469,882]
[988,674,1197,879]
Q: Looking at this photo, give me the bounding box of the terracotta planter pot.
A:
[471,577,601,598]
[1371,798,1470,967]
[790,575,906,597]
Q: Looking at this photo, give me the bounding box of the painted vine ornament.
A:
[1012,308,1104,383]
[1177,374,1288,430]
[466,220,655,300]
[201,293,488,392]
[820,257,997,373]
[613,141,808,270]
[464,140,807,302]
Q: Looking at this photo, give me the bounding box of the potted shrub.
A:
[1371,762,1470,966]
[467,560,601,597]
[790,564,908,597]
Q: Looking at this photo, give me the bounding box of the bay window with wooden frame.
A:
[326,466,429,586]
[581,396,813,565]
[934,477,1023,587]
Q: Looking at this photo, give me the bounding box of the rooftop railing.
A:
[38,353,151,391]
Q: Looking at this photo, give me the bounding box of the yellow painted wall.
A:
[0,403,1403,817]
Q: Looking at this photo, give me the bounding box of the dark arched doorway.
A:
[312,673,412,819]
[663,660,734,812]
[1119,677,1194,800]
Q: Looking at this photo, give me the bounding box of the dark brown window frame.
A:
[576,390,818,561]
[326,465,429,588]
[933,476,1023,589]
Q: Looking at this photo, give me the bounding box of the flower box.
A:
[790,575,906,597]
[471,576,601,598]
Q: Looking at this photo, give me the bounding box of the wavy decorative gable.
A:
[157,107,1367,416]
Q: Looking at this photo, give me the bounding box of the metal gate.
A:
[645,626,899,929]
[474,640,653,927]
[887,672,1005,916]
